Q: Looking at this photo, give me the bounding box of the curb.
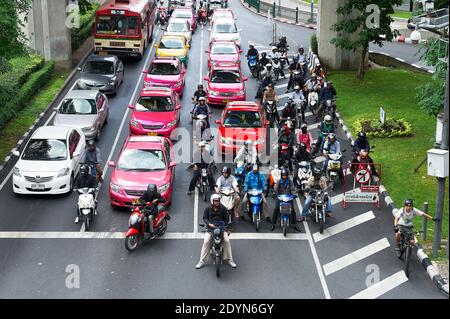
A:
[0,47,94,176]
[333,112,448,297]
[239,0,317,30]
[368,50,435,74]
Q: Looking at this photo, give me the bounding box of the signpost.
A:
[379,107,386,125]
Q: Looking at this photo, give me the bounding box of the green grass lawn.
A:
[390,10,413,19]
[0,70,70,161]
[328,68,449,251]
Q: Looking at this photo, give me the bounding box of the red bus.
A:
[94,0,157,59]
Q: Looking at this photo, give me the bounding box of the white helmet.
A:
[244,139,254,147]
[294,85,301,90]
[324,114,332,122]
[271,46,277,51]
[252,163,259,171]
[266,63,272,68]
[198,140,207,147]
[198,96,206,102]
[210,193,221,204]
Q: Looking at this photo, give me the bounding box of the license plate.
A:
[31,183,45,190]
[223,100,231,103]
[147,132,158,136]
[98,51,108,56]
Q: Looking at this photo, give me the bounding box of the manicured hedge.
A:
[353,117,413,138]
[71,5,99,51]
[0,60,55,131]
[0,55,45,88]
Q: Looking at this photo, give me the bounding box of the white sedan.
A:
[209,18,241,47]
[12,126,86,195]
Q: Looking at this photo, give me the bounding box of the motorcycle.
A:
[267,165,281,196]
[219,187,237,223]
[125,201,170,251]
[192,113,211,141]
[221,0,228,8]
[326,151,345,190]
[158,8,169,26]
[309,190,328,234]
[199,9,207,25]
[272,58,281,82]
[292,98,306,128]
[235,161,251,192]
[291,70,303,89]
[247,188,263,232]
[277,194,297,237]
[294,160,311,196]
[199,221,232,277]
[247,55,259,78]
[265,100,278,128]
[308,90,319,116]
[273,142,292,170]
[324,98,337,120]
[75,187,98,231]
[197,165,212,202]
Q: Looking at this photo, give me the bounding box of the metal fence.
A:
[243,0,317,24]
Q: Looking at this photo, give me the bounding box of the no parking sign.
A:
[355,169,371,184]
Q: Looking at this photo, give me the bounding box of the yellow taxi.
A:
[154,35,189,66]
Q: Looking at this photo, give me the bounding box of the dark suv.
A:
[77,54,124,95]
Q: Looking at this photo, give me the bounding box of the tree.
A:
[416,38,447,116]
[330,0,403,80]
[0,0,31,72]
[79,0,93,15]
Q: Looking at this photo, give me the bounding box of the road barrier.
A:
[243,0,317,24]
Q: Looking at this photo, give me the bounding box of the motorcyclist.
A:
[300,166,332,221]
[286,62,304,93]
[234,139,258,166]
[280,98,297,127]
[198,1,207,23]
[137,184,168,236]
[292,142,312,190]
[246,43,259,66]
[269,47,285,78]
[312,63,325,78]
[196,193,237,269]
[298,123,313,153]
[276,36,288,51]
[353,131,370,158]
[317,81,337,119]
[74,164,97,223]
[262,82,278,105]
[192,84,207,104]
[275,122,296,169]
[242,164,270,222]
[394,199,434,253]
[81,139,103,184]
[258,52,270,71]
[291,85,306,124]
[312,114,335,156]
[303,75,321,101]
[294,47,308,64]
[188,140,215,195]
[354,149,378,178]
[322,133,342,175]
[192,96,212,140]
[256,64,276,99]
[215,166,242,220]
[271,168,301,232]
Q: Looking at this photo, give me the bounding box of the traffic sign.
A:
[361,185,380,192]
[345,191,379,203]
[355,169,371,184]
[380,107,386,125]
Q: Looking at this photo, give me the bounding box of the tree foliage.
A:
[79,0,94,15]
[330,0,402,80]
[0,0,31,72]
[416,38,447,116]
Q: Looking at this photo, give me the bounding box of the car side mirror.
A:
[238,28,243,32]
[169,161,177,168]
[175,105,182,110]
[203,76,209,81]
[12,150,20,157]
[239,49,242,53]
[153,43,159,48]
[108,161,116,167]
[205,50,210,53]
[243,77,248,81]
[73,151,81,158]
[142,70,148,74]
[128,104,135,109]
[215,119,221,125]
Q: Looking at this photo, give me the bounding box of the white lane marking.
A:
[313,210,375,242]
[0,231,307,240]
[275,83,288,89]
[323,238,391,276]
[194,188,199,235]
[0,170,14,192]
[295,196,331,299]
[199,28,204,83]
[349,270,408,299]
[307,122,320,131]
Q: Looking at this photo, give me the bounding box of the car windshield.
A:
[117,149,166,171]
[223,111,262,128]
[136,96,174,112]
[149,63,180,75]
[96,15,139,36]
[210,70,241,83]
[167,22,189,32]
[214,23,237,33]
[172,11,192,19]
[22,139,67,161]
[59,98,97,115]
[211,44,237,55]
[83,61,114,75]
[159,38,184,49]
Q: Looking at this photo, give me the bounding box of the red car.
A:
[206,41,241,69]
[204,63,248,105]
[143,57,186,96]
[215,101,268,156]
[128,87,181,139]
[109,136,176,208]
[171,7,197,32]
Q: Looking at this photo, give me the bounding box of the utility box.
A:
[427,149,449,178]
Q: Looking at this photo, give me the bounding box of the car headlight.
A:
[57,167,70,178]
[130,120,140,128]
[209,89,218,96]
[237,89,245,96]
[13,167,21,177]
[143,81,152,88]
[173,80,183,88]
[109,81,116,86]
[110,183,121,193]
[255,137,265,145]
[220,136,232,145]
[166,120,177,128]
[159,183,170,193]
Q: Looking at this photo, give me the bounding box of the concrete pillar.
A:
[23,0,72,66]
[317,0,361,70]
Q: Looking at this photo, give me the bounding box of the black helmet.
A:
[312,166,322,177]
[222,166,231,175]
[404,199,413,207]
[281,168,289,177]
[87,139,96,147]
[80,164,88,177]
[358,131,366,140]
[197,84,203,89]
[147,184,158,196]
[261,52,267,57]
[299,47,304,52]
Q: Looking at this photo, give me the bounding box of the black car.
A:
[77,55,124,95]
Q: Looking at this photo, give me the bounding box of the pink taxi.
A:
[206,41,241,69]
[143,57,186,97]
[204,63,248,105]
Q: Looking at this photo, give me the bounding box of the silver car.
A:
[164,18,192,44]
[53,90,109,141]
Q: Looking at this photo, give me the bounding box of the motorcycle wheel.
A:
[125,234,139,252]
[203,185,207,202]
[282,220,287,237]
[158,219,168,237]
[84,214,91,231]
[215,254,221,278]
[253,213,260,232]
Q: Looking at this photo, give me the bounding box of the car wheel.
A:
[69,174,74,192]
[104,110,109,125]
[95,126,101,141]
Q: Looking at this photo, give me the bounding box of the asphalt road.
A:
[0,0,444,299]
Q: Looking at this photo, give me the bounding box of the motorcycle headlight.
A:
[57,167,70,178]
[13,167,21,177]
[130,120,140,128]
[159,183,170,193]
[110,183,121,193]
[129,214,141,227]
[166,120,177,128]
